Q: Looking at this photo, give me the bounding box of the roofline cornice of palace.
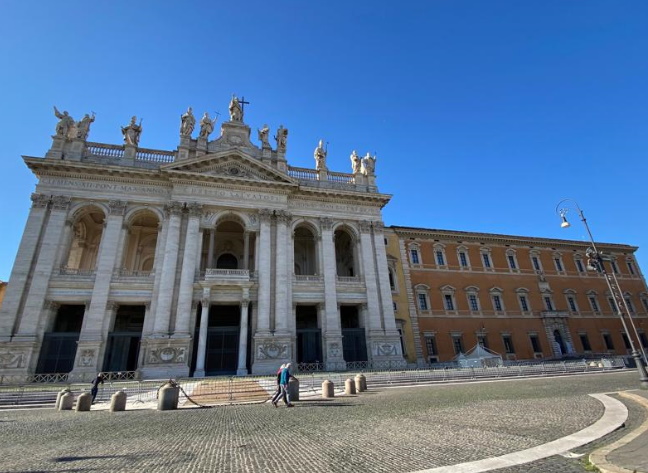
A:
[295,187,392,207]
[168,176,293,196]
[390,225,639,253]
[292,192,390,209]
[23,156,169,185]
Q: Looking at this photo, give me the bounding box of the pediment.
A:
[162,152,295,185]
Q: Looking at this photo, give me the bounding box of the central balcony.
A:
[199,268,256,284]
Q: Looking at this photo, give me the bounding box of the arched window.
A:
[334,228,356,277]
[294,225,317,275]
[216,253,238,269]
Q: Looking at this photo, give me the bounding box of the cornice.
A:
[166,170,297,191]
[390,225,638,252]
[295,187,392,207]
[169,176,294,196]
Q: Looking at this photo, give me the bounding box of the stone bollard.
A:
[345,378,356,395]
[59,391,74,411]
[322,380,334,398]
[288,377,300,402]
[75,392,92,412]
[359,373,367,392]
[158,381,180,411]
[110,390,127,412]
[55,388,71,409]
[354,374,363,393]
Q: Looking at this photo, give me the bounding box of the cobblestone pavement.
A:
[0,371,644,473]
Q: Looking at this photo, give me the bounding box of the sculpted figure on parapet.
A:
[275,125,288,152]
[314,139,327,171]
[199,112,217,139]
[229,95,243,122]
[180,107,195,137]
[53,106,75,138]
[121,116,142,146]
[361,152,376,176]
[350,150,361,174]
[76,112,95,140]
[258,124,270,147]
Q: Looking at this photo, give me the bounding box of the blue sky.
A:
[1,1,647,280]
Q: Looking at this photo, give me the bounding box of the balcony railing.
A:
[294,275,323,283]
[337,276,361,284]
[202,268,255,281]
[58,267,96,277]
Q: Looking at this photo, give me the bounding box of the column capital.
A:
[106,301,118,312]
[320,217,333,230]
[276,210,293,225]
[201,296,211,307]
[50,195,72,211]
[109,200,128,216]
[358,220,372,233]
[165,201,184,217]
[241,299,250,309]
[44,300,59,312]
[372,221,385,232]
[259,208,273,223]
[187,202,203,217]
[31,193,50,208]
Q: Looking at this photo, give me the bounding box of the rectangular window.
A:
[519,295,529,312]
[502,335,515,354]
[425,336,437,356]
[469,294,479,311]
[436,251,445,265]
[417,294,428,310]
[459,252,468,268]
[508,255,517,269]
[444,294,454,310]
[611,261,619,274]
[579,334,592,351]
[554,258,563,272]
[529,334,541,353]
[625,297,635,314]
[493,295,503,311]
[603,333,614,350]
[544,296,554,311]
[532,256,541,271]
[627,261,635,275]
[477,335,489,349]
[452,336,464,354]
[410,249,419,264]
[642,299,648,312]
[482,253,491,268]
[640,333,648,349]
[567,297,577,312]
[392,302,397,312]
[622,333,631,350]
[589,296,600,312]
[576,259,584,273]
[608,298,618,313]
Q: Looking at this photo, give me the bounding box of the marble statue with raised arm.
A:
[121,116,142,146]
[258,124,270,147]
[229,95,243,122]
[53,106,74,138]
[350,150,361,174]
[199,112,217,139]
[180,107,195,137]
[275,125,288,152]
[314,139,327,170]
[76,112,95,140]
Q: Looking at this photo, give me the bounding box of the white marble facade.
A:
[0,99,403,380]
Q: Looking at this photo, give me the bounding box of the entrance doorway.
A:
[103,305,144,372]
[36,304,85,374]
[341,306,367,362]
[296,305,321,364]
[192,304,240,375]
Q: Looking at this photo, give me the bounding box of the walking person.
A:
[270,363,286,405]
[271,363,298,408]
[91,373,105,404]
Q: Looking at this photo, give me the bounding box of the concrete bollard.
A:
[288,378,300,402]
[322,380,334,398]
[158,382,180,410]
[59,391,74,410]
[110,390,127,412]
[75,392,92,412]
[55,389,70,409]
[345,378,356,395]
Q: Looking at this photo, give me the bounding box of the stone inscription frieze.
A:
[40,177,170,197]
[176,185,284,203]
[290,200,381,216]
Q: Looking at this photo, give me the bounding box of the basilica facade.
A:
[0,98,403,380]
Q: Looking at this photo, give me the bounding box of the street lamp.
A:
[556,199,648,389]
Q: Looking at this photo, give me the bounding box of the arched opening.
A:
[553,329,566,355]
[294,226,317,275]
[202,219,254,271]
[334,228,356,277]
[122,211,159,274]
[216,253,238,269]
[64,206,106,270]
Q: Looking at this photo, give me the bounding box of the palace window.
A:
[622,333,631,350]
[574,255,585,274]
[608,297,618,313]
[589,294,600,313]
[529,334,542,353]
[490,288,504,312]
[602,333,614,350]
[441,285,456,312]
[459,251,469,268]
[610,260,619,274]
[544,296,554,311]
[567,296,578,313]
[469,294,479,311]
[502,335,515,354]
[506,249,519,271]
[624,295,635,314]
[530,253,542,271]
[482,253,492,269]
[579,334,592,351]
[409,245,421,265]
[519,295,529,312]
[425,335,438,357]
[452,335,464,354]
[493,295,503,311]
[627,260,636,275]
[418,293,428,311]
[641,296,648,312]
[444,294,455,311]
[639,332,648,349]
[477,334,489,349]
[553,253,565,273]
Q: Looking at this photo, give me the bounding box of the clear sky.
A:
[1,1,647,280]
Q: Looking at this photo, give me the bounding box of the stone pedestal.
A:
[45,136,65,159]
[66,139,86,161]
[75,392,92,411]
[123,144,136,166]
[110,390,127,411]
[139,338,190,379]
[251,336,292,374]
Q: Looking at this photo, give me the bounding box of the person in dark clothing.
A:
[91,373,105,404]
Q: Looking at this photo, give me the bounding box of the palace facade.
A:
[0,98,403,380]
[1,98,647,381]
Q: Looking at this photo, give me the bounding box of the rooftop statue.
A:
[350,150,361,174]
[314,139,327,171]
[180,107,195,138]
[199,112,217,139]
[53,106,75,138]
[275,125,288,153]
[361,152,376,176]
[121,116,142,146]
[76,112,96,140]
[229,95,243,122]
[258,124,270,147]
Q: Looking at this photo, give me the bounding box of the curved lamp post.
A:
[556,199,648,388]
